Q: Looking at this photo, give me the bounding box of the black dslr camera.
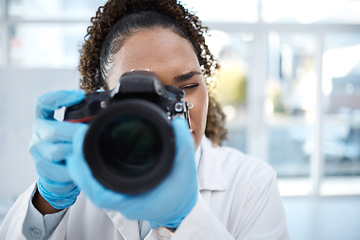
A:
[64,71,191,194]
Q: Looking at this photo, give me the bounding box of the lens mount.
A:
[83,99,175,194]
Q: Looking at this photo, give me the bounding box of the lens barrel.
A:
[83,99,175,194]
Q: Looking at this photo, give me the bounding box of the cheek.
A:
[193,93,208,127]
[186,86,209,145]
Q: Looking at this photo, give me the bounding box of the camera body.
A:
[64,71,191,127]
[64,71,191,194]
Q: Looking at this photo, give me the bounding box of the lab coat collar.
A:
[104,209,140,240]
[197,136,227,192]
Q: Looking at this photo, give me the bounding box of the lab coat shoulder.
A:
[173,137,289,240]
[0,185,32,240]
[0,183,131,240]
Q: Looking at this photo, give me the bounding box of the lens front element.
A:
[99,116,162,177]
[83,99,175,194]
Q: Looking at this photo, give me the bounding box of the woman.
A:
[0,0,289,239]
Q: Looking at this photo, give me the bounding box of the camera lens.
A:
[83,99,175,194]
[99,116,162,177]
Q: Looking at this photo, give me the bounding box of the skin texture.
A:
[33,190,61,215]
[106,28,208,149]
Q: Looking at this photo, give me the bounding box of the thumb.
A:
[36,90,85,119]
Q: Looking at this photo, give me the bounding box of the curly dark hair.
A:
[78,0,227,145]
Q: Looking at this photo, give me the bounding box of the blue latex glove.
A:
[29,90,86,209]
[67,118,198,229]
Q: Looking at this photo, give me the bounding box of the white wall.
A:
[0,68,80,196]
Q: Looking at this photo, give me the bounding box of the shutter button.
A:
[31,228,42,238]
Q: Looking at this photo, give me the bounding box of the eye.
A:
[181,83,199,92]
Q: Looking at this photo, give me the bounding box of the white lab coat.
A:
[0,137,289,240]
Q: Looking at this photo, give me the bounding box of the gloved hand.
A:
[67,118,198,229]
[29,90,86,209]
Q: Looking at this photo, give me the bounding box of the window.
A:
[202,3,360,196]
[9,23,88,68]
[1,0,360,197]
[8,0,103,20]
[206,30,253,153]
[262,0,360,24]
[181,0,259,22]
[266,32,317,179]
[2,0,105,68]
[320,33,360,195]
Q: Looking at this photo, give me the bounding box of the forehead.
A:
[111,28,200,74]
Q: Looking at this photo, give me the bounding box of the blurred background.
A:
[0,0,360,239]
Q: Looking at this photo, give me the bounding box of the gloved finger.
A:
[33,119,87,142]
[33,156,72,183]
[30,140,73,163]
[168,118,197,190]
[171,117,196,164]
[38,176,78,195]
[117,118,198,220]
[67,124,128,208]
[138,117,197,226]
[35,90,85,120]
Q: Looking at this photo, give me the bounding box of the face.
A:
[106,28,209,150]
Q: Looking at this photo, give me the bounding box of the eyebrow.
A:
[174,71,202,82]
